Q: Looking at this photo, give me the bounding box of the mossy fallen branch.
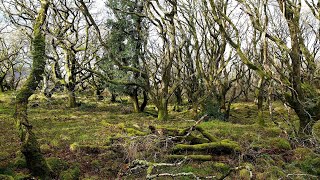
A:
[70,143,111,154]
[195,126,217,142]
[148,114,217,144]
[128,158,216,179]
[166,154,213,161]
[147,172,205,179]
[173,139,241,154]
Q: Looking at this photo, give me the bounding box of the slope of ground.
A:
[0,92,319,179]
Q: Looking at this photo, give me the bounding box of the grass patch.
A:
[0,92,319,179]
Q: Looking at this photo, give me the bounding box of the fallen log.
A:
[166,154,213,161]
[173,139,241,155]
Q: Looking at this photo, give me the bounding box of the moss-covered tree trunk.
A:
[64,49,77,108]
[157,99,169,121]
[280,1,314,134]
[130,90,140,113]
[0,73,6,92]
[14,0,51,178]
[256,78,265,126]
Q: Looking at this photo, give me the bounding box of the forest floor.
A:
[0,92,320,179]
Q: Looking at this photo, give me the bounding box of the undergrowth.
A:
[0,92,319,179]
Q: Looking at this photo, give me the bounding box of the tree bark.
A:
[14,0,51,178]
[0,79,4,93]
[140,90,148,112]
[130,90,140,113]
[256,78,265,126]
[158,107,169,121]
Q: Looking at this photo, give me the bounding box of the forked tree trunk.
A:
[14,0,51,178]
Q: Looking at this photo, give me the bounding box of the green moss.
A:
[293,148,314,161]
[124,128,148,136]
[264,127,282,137]
[173,139,240,154]
[46,157,68,177]
[69,142,79,152]
[50,139,60,148]
[40,144,51,153]
[117,123,125,129]
[166,155,213,161]
[268,138,291,150]
[299,157,320,175]
[91,160,101,168]
[14,157,27,169]
[59,166,80,180]
[239,169,251,180]
[212,162,230,174]
[185,134,210,144]
[0,152,10,161]
[251,137,291,150]
[262,166,285,179]
[313,121,320,143]
[0,175,14,180]
[101,120,112,127]
[13,173,31,180]
[195,126,217,142]
[82,176,99,180]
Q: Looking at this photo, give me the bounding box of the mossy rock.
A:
[59,166,80,180]
[46,157,68,177]
[0,175,14,180]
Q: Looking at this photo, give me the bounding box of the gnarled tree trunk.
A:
[14,0,51,178]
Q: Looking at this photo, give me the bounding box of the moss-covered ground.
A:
[0,92,319,179]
